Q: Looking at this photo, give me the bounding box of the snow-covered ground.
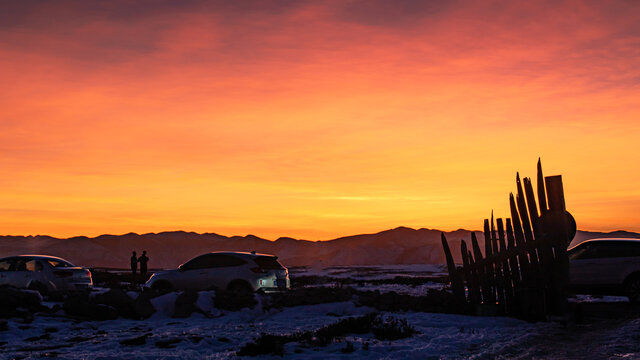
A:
[3,302,639,359]
[1,265,639,359]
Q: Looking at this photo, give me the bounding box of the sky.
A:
[1,0,639,239]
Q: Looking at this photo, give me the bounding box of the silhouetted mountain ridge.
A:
[0,228,637,269]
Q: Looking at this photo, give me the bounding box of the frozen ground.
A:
[290,264,448,279]
[1,265,639,359]
[291,264,449,296]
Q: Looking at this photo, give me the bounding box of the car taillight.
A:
[53,270,73,278]
[86,269,92,279]
[250,267,266,274]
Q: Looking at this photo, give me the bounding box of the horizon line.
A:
[1,226,636,242]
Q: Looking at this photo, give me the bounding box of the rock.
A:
[134,292,156,319]
[154,338,181,348]
[25,333,50,342]
[63,296,118,320]
[0,287,45,319]
[119,333,150,346]
[68,335,94,343]
[93,289,136,319]
[189,335,204,343]
[173,290,199,318]
[214,290,257,311]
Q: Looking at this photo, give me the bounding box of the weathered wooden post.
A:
[486,218,506,314]
[506,218,524,287]
[467,249,482,305]
[542,175,574,315]
[441,233,466,305]
[472,232,493,305]
[461,240,481,305]
[497,218,515,315]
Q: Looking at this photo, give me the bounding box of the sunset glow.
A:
[1,0,639,239]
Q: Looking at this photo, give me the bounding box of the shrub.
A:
[313,313,376,346]
[371,315,415,340]
[236,313,416,356]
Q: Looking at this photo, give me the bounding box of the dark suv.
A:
[568,238,640,301]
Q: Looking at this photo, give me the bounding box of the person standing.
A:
[138,250,149,277]
[130,251,138,275]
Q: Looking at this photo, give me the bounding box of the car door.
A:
[0,259,12,285]
[571,242,624,286]
[8,258,34,288]
[176,255,213,290]
[592,241,626,286]
[569,243,600,286]
[600,242,640,285]
[591,242,633,285]
[201,255,248,290]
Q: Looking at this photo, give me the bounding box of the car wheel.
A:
[152,280,173,293]
[28,281,49,297]
[625,276,640,303]
[228,281,253,297]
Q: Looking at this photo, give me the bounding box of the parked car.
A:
[568,238,640,301]
[0,255,93,294]
[145,251,290,294]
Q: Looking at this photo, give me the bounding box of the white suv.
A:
[145,252,290,294]
[568,238,640,301]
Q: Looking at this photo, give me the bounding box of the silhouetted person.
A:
[130,251,138,275]
[138,250,149,277]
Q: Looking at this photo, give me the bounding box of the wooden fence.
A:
[441,159,576,321]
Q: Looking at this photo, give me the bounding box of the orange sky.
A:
[1,0,639,239]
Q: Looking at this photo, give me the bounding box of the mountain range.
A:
[0,228,637,269]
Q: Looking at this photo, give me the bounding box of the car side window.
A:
[23,260,45,272]
[0,260,11,271]
[211,255,247,268]
[48,260,72,268]
[12,260,28,271]
[593,244,617,258]
[182,254,247,270]
[570,242,640,259]
[569,245,592,260]
[181,255,211,271]
[620,243,640,257]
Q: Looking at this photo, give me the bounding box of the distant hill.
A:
[0,228,637,269]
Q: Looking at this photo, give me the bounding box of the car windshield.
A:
[253,256,284,270]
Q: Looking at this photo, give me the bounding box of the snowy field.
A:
[1,265,639,360]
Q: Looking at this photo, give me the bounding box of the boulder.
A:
[119,333,150,346]
[0,287,46,320]
[63,296,118,320]
[214,290,257,311]
[93,289,136,319]
[173,290,199,318]
[134,293,156,319]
